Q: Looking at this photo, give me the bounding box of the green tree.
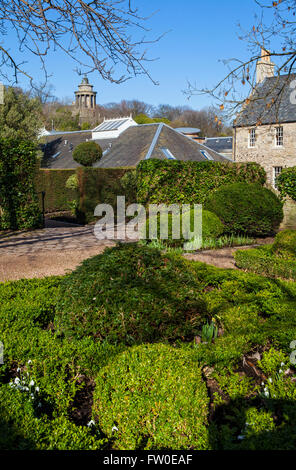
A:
[0,87,42,141]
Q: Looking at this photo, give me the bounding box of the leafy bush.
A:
[277,166,296,201]
[136,160,266,206]
[235,245,296,280]
[271,230,296,259]
[73,141,102,167]
[205,183,283,237]
[54,243,207,344]
[145,209,224,247]
[92,343,209,450]
[0,139,42,230]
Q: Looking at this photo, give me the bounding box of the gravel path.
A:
[0,222,274,282]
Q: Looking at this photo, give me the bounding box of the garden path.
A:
[0,221,274,282]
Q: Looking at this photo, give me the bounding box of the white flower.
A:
[281,362,285,367]
[279,369,283,374]
[29,380,35,387]
[14,377,20,385]
[87,420,95,427]
[269,378,273,383]
[264,390,270,397]
[93,298,96,301]
[112,426,119,432]
[27,360,32,365]
[35,387,39,392]
[16,367,21,373]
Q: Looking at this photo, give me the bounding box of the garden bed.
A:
[0,243,296,450]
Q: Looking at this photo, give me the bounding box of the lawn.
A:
[0,242,296,450]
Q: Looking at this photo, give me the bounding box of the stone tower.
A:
[74,75,98,125]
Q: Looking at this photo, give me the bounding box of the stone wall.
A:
[233,123,296,185]
[233,123,296,229]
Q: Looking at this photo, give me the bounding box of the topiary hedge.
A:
[92,343,210,450]
[0,139,42,230]
[73,141,102,167]
[136,160,266,206]
[205,183,283,237]
[54,243,207,344]
[145,209,224,247]
[35,169,76,213]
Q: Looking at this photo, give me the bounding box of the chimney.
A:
[256,48,275,84]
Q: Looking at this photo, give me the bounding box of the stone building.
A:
[74,75,99,125]
[233,49,296,227]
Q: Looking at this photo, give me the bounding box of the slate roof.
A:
[95,123,231,168]
[234,73,296,127]
[41,132,115,169]
[204,137,233,153]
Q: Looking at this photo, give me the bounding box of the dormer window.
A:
[275,126,283,147]
[248,128,256,148]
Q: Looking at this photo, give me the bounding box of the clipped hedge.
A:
[92,343,209,450]
[136,160,266,206]
[54,243,207,344]
[271,229,296,259]
[235,245,296,281]
[205,183,283,237]
[73,141,102,167]
[35,169,76,213]
[76,166,133,223]
[145,209,224,247]
[0,139,42,230]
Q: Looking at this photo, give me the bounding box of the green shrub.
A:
[54,243,207,344]
[271,230,296,259]
[234,245,296,280]
[76,167,132,223]
[145,209,224,247]
[277,166,296,201]
[73,141,102,167]
[35,169,76,213]
[0,139,42,230]
[92,343,209,450]
[136,160,266,206]
[205,183,283,237]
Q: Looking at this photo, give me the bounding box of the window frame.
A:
[273,166,283,189]
[248,128,256,148]
[275,126,284,147]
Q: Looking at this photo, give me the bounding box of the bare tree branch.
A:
[0,0,163,85]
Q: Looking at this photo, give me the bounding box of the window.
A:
[273,166,283,189]
[275,126,283,147]
[200,150,214,161]
[160,148,176,160]
[248,129,256,148]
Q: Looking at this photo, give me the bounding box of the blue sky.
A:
[9,0,272,109]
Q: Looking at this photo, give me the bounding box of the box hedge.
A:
[205,183,283,237]
[35,169,76,213]
[92,343,210,450]
[54,243,208,344]
[0,139,42,230]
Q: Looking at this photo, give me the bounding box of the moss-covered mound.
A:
[92,343,210,450]
[54,243,207,344]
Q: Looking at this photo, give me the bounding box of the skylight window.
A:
[200,150,214,161]
[161,148,176,160]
